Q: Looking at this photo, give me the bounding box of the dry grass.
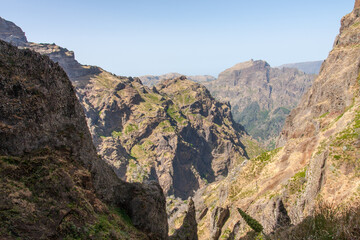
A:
[271,201,360,240]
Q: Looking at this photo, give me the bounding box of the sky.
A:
[0,0,355,77]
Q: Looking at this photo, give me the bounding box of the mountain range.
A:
[1,1,360,239]
[138,60,321,149]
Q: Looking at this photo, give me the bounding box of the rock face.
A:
[169,198,198,240]
[140,73,216,87]
[76,74,251,199]
[203,60,315,148]
[277,60,323,75]
[0,17,258,201]
[209,207,230,240]
[194,3,360,239]
[0,40,168,239]
[25,42,101,79]
[277,5,360,146]
[355,0,360,8]
[0,17,27,46]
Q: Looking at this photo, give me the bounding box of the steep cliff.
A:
[76,74,254,199]
[0,18,260,201]
[203,60,315,148]
[0,17,27,46]
[0,40,168,239]
[192,3,360,239]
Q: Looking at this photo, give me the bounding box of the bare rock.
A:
[203,59,315,147]
[0,40,168,239]
[355,0,360,9]
[0,17,27,46]
[210,207,230,240]
[170,198,198,240]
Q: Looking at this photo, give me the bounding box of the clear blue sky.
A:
[1,0,355,77]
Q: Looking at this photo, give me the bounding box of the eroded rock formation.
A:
[203,60,315,148]
[0,40,168,239]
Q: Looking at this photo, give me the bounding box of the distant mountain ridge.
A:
[203,59,315,148]
[140,73,216,86]
[277,60,324,74]
[190,3,360,239]
[0,17,259,201]
[0,16,27,46]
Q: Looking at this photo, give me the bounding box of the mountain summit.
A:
[192,2,360,239]
[0,17,27,46]
[203,59,314,148]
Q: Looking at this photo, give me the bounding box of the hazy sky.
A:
[0,0,355,77]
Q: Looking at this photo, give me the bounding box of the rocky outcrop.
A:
[25,42,101,79]
[0,17,27,46]
[76,74,252,199]
[210,207,230,240]
[140,73,216,87]
[0,40,168,239]
[277,4,360,146]
[277,61,323,75]
[0,17,258,201]
[203,60,315,148]
[169,198,198,240]
[355,0,360,8]
[194,2,360,239]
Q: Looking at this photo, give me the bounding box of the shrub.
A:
[237,208,263,233]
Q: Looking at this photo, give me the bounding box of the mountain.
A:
[277,60,324,75]
[0,17,27,46]
[140,73,216,87]
[203,60,315,148]
[191,2,360,239]
[0,40,168,239]
[0,18,261,201]
[75,73,255,200]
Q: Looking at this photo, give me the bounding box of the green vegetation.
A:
[126,158,151,183]
[112,131,122,138]
[243,138,265,159]
[252,147,281,165]
[319,112,329,118]
[287,168,307,194]
[166,105,187,124]
[237,208,263,233]
[272,202,360,240]
[174,92,196,106]
[236,102,290,146]
[124,123,139,134]
[144,93,162,103]
[95,73,115,89]
[352,22,360,28]
[157,120,176,133]
[220,228,232,239]
[0,150,146,240]
[229,147,282,201]
[329,106,360,174]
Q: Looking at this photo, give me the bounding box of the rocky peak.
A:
[0,40,168,239]
[0,17,27,46]
[223,59,269,73]
[169,198,198,240]
[0,17,101,81]
[355,0,360,9]
[192,3,360,239]
[203,59,314,148]
[24,42,101,80]
[278,3,360,145]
